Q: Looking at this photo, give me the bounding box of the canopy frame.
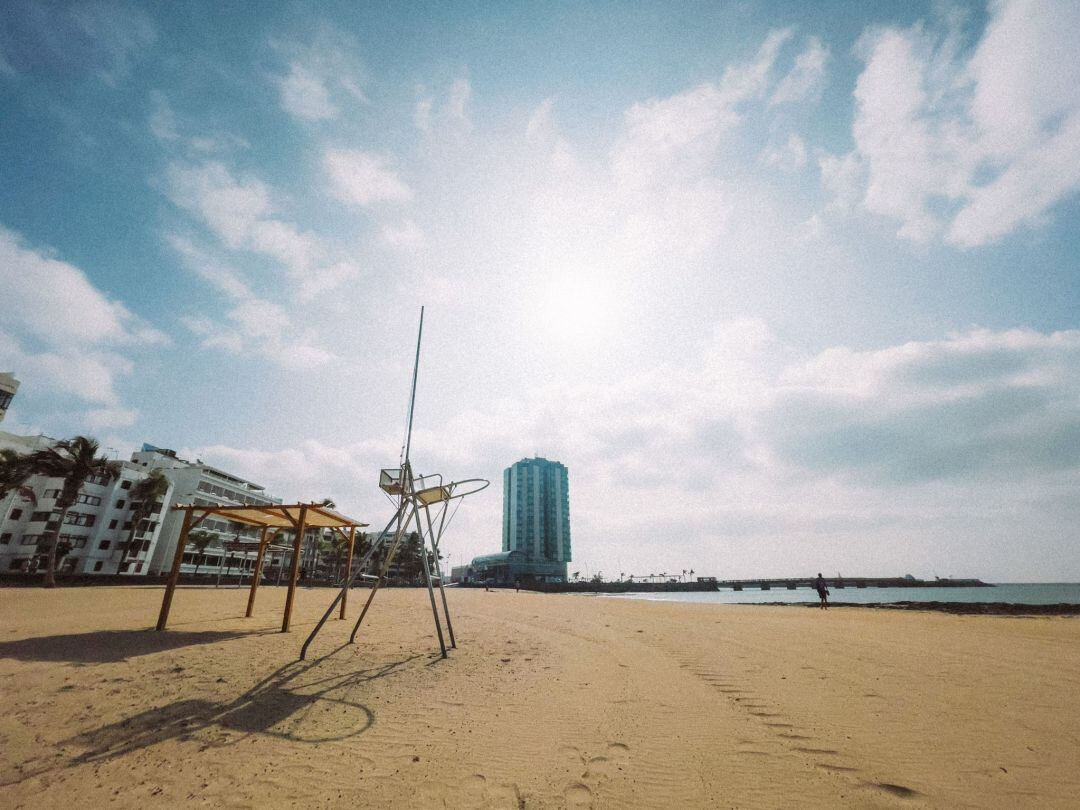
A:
[155,502,367,632]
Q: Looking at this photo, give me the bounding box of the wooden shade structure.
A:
[155,502,367,632]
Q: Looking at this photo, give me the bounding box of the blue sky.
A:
[2,0,1079,580]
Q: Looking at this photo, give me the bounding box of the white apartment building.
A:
[0,435,283,578]
[0,432,174,575]
[0,373,18,423]
[128,444,283,576]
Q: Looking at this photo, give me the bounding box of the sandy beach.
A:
[1,585,1078,808]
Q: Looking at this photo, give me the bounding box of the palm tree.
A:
[115,470,170,574]
[19,437,121,587]
[188,530,217,578]
[0,449,37,506]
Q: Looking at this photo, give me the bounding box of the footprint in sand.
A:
[817,763,858,773]
[606,742,630,761]
[563,782,594,807]
[866,781,921,799]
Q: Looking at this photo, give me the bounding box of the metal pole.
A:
[402,307,424,467]
[348,500,411,644]
[300,500,408,659]
[422,498,456,648]
[416,500,447,657]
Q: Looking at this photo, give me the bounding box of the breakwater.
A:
[526,576,990,594]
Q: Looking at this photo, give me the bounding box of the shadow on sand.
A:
[2,645,435,787]
[0,629,269,664]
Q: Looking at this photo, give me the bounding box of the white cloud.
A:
[270,25,369,123]
[381,219,425,249]
[446,78,473,129]
[0,227,164,417]
[769,36,829,107]
[168,234,337,369]
[760,132,807,170]
[414,78,473,135]
[0,226,165,348]
[413,94,433,133]
[832,0,1080,246]
[184,323,1080,579]
[148,90,178,141]
[166,161,272,248]
[165,160,358,299]
[611,28,790,188]
[323,148,413,206]
[277,62,337,121]
[84,406,138,430]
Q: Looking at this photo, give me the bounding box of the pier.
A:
[524,576,991,594]
[712,576,990,591]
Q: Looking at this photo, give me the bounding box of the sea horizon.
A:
[600,582,1080,606]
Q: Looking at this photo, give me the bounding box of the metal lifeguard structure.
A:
[300,308,488,660]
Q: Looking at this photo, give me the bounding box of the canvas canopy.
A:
[156,502,368,633]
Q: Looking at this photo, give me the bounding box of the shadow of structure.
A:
[0,629,268,664]
[53,646,430,770]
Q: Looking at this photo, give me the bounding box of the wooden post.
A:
[339,526,356,620]
[281,506,308,632]
[245,526,269,618]
[156,508,193,631]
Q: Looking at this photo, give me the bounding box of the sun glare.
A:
[537,275,616,347]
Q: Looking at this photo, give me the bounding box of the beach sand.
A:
[1,585,1078,808]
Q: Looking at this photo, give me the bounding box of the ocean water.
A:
[601,583,1080,606]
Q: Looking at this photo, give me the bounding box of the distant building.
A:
[0,373,19,423]
[0,436,284,578]
[0,432,173,575]
[459,456,571,585]
[129,444,282,577]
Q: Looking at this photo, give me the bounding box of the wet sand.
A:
[1,585,1078,808]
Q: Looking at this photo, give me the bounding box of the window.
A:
[93,561,103,572]
[0,532,10,544]
[122,521,132,531]
[0,391,12,409]
[10,508,22,520]
[21,535,39,546]
[135,563,143,573]
[109,519,118,530]
[98,540,111,550]
[120,480,132,490]
[115,499,126,509]
[44,489,60,499]
[30,511,51,522]
[64,512,96,527]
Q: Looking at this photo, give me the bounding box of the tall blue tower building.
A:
[502,457,570,581]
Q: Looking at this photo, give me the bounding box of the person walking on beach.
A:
[814,573,829,609]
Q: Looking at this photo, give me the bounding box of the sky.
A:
[2,0,1079,582]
